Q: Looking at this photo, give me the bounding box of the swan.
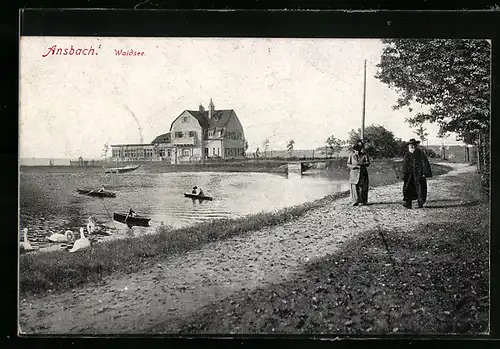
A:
[69,227,90,253]
[20,228,38,251]
[47,230,74,243]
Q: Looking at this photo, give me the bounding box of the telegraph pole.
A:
[361,59,367,141]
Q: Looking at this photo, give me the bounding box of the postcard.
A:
[19,34,490,335]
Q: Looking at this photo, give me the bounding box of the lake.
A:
[19,167,349,248]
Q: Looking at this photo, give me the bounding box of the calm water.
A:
[19,167,349,248]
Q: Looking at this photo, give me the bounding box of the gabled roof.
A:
[151,132,171,144]
[184,109,235,129]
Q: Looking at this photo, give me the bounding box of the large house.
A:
[110,99,246,163]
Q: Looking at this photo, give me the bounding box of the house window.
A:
[217,148,220,156]
[183,149,190,156]
[166,149,170,157]
[159,149,165,157]
[183,116,189,123]
[189,131,195,137]
[204,148,209,157]
[175,132,183,138]
[213,148,216,155]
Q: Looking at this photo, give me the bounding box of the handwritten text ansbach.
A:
[42,45,98,57]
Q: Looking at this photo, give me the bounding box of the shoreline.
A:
[19,161,452,298]
[19,157,344,174]
[19,162,480,335]
[173,164,489,335]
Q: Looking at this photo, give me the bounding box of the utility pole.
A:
[361,59,367,141]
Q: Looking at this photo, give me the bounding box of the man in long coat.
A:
[402,138,433,208]
[347,141,370,206]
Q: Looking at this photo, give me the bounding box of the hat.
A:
[193,186,198,189]
[408,138,421,145]
[353,143,364,151]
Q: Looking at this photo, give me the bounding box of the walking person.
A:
[402,138,433,209]
[347,141,371,206]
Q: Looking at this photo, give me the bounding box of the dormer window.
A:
[189,131,195,137]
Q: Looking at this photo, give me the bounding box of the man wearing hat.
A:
[401,138,433,208]
[347,140,371,206]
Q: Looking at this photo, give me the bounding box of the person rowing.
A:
[124,208,137,222]
[191,186,205,197]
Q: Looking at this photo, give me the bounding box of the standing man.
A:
[402,138,433,209]
[347,140,371,206]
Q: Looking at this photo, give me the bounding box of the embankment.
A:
[173,164,489,334]
[19,160,451,298]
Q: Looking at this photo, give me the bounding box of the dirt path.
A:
[19,163,472,334]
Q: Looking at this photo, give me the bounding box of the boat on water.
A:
[104,165,141,174]
[113,212,151,227]
[184,193,213,201]
[77,188,116,198]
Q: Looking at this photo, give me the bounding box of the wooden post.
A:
[477,131,482,171]
[361,59,367,141]
[483,133,488,171]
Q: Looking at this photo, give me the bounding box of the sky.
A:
[19,37,461,159]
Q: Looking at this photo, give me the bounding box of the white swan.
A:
[20,228,38,251]
[47,230,74,243]
[69,227,90,253]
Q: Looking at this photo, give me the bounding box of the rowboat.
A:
[113,212,151,227]
[77,188,116,198]
[184,193,213,201]
[104,165,141,174]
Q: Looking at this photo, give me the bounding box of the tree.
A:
[102,142,109,161]
[376,39,490,143]
[326,135,344,158]
[286,139,295,156]
[413,124,428,144]
[413,123,429,154]
[348,124,402,158]
[243,140,249,157]
[263,139,270,157]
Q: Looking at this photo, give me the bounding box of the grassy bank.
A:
[19,161,452,298]
[174,168,489,334]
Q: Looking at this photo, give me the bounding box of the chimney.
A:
[208,98,215,119]
[199,104,205,113]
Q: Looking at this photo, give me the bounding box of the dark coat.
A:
[347,153,370,185]
[402,149,432,203]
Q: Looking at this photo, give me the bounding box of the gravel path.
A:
[19,163,471,334]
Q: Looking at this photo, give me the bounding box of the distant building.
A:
[69,156,104,167]
[110,99,246,163]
